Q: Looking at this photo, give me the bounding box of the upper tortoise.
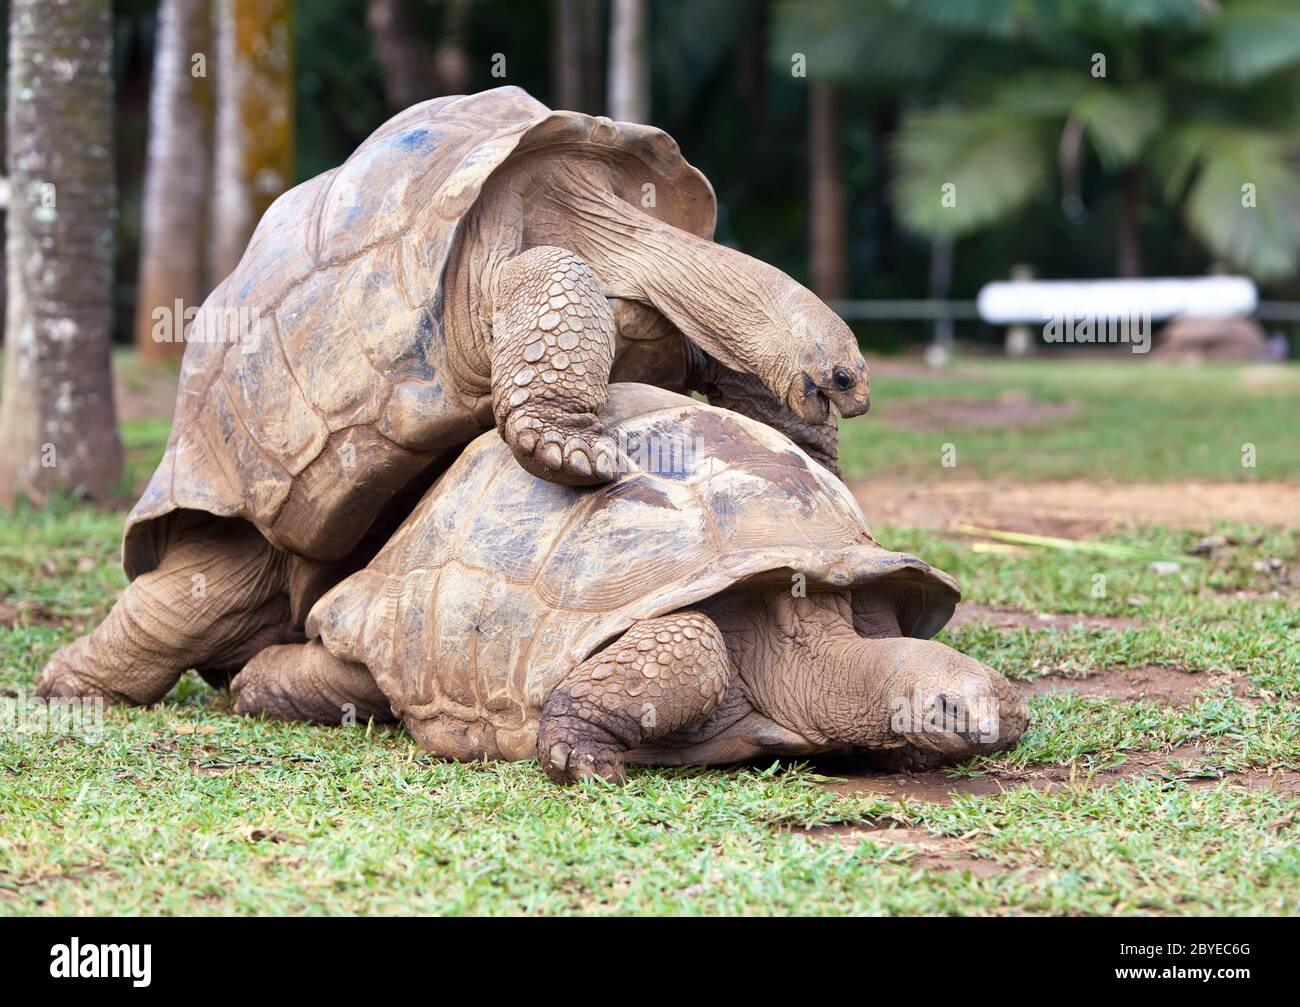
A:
[232,384,1027,784]
[38,86,869,706]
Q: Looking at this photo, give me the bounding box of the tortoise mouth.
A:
[788,373,831,425]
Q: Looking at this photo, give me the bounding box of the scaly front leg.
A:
[491,245,618,485]
[537,611,731,784]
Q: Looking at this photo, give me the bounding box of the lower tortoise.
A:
[232,385,1027,783]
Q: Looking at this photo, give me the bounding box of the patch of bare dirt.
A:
[818,765,1015,804]
[856,479,1300,535]
[946,603,1138,633]
[1190,769,1300,797]
[811,753,1175,804]
[800,822,1017,877]
[0,598,62,629]
[1020,665,1251,705]
[811,741,1289,805]
[882,391,1081,433]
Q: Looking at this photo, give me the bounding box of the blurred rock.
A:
[1190,533,1235,555]
[1154,316,1269,362]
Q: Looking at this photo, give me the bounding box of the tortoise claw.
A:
[502,413,618,486]
[541,737,626,786]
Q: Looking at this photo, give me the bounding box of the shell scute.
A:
[239,173,331,297]
[427,563,489,710]
[207,376,293,523]
[452,463,584,585]
[273,278,390,432]
[535,478,714,613]
[229,314,330,474]
[344,247,440,382]
[377,376,480,452]
[392,568,438,705]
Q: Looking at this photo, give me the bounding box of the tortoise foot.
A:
[490,245,618,487]
[36,639,133,705]
[536,610,730,785]
[502,411,618,485]
[232,640,392,726]
[539,726,627,785]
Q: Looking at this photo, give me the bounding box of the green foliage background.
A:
[89,0,1300,348]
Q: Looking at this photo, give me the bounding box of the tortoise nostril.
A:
[832,368,854,392]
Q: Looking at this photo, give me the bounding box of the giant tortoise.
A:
[232,385,1027,784]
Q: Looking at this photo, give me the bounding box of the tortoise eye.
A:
[833,368,854,391]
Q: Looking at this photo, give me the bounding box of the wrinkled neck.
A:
[712,591,900,749]
[797,633,904,748]
[532,164,800,400]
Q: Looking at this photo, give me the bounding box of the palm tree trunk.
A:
[433,0,471,96]
[134,0,213,361]
[607,0,648,123]
[928,235,955,360]
[367,0,437,110]
[210,0,295,283]
[0,0,123,504]
[809,83,847,300]
[552,0,587,111]
[1118,166,1143,278]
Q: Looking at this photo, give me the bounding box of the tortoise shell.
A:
[307,384,960,762]
[123,86,716,578]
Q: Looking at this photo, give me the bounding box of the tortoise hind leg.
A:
[537,610,730,785]
[36,518,293,705]
[232,640,394,726]
[491,245,618,485]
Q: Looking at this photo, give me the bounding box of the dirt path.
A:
[113,360,180,423]
[882,392,1081,432]
[815,742,1298,809]
[800,823,1019,877]
[855,478,1300,535]
[1020,665,1252,704]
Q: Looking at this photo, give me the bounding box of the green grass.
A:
[4,731,1296,915]
[887,523,1300,689]
[839,360,1300,481]
[2,506,1297,914]
[1,355,1297,914]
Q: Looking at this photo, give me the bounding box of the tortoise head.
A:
[779,285,872,423]
[694,588,1026,763]
[609,240,872,426]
